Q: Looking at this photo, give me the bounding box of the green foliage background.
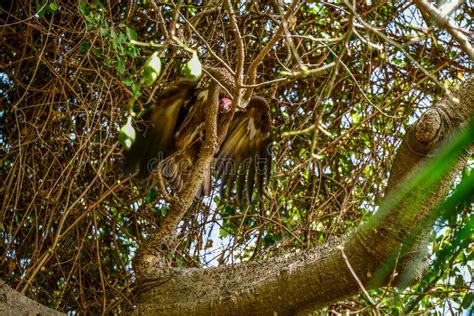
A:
[0,0,472,313]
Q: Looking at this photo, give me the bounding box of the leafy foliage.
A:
[0,0,472,314]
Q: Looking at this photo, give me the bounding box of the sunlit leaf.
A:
[183,52,202,81]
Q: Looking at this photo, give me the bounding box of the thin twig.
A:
[413,0,474,60]
[224,0,245,110]
[338,245,377,308]
[343,0,451,99]
[243,0,301,101]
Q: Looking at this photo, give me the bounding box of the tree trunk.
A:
[132,78,473,315]
[0,279,65,315]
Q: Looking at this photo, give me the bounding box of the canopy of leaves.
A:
[0,0,472,314]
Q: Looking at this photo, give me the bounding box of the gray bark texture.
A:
[132,77,473,315]
[0,279,65,315]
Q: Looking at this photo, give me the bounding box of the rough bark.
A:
[132,78,473,315]
[0,279,65,315]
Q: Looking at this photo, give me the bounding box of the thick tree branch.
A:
[132,79,473,315]
[132,82,221,280]
[0,279,64,315]
[439,0,465,16]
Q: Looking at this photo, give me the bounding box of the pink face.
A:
[218,97,232,113]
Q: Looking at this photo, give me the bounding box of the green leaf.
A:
[37,2,48,17]
[143,52,161,87]
[182,52,202,81]
[118,32,127,43]
[392,57,403,66]
[126,46,140,58]
[49,2,58,11]
[144,72,158,87]
[131,82,141,97]
[126,27,138,41]
[91,0,105,10]
[93,12,102,23]
[123,77,134,86]
[461,292,473,309]
[220,228,229,238]
[117,57,125,75]
[100,26,110,37]
[145,188,157,203]
[92,48,102,57]
[263,234,276,246]
[79,2,89,15]
[454,275,464,287]
[79,42,91,54]
[113,32,127,50]
[119,117,136,150]
[175,256,186,268]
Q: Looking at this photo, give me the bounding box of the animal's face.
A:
[218,96,232,113]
